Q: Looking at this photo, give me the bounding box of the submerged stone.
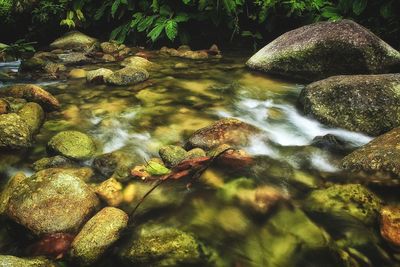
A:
[32,155,77,171]
[1,84,60,111]
[47,131,96,160]
[105,67,149,86]
[92,150,138,181]
[120,225,214,267]
[95,178,123,207]
[50,31,97,51]
[19,57,46,72]
[6,168,99,235]
[304,184,382,225]
[68,68,86,79]
[299,74,400,136]
[342,128,400,178]
[17,102,44,134]
[70,207,128,265]
[0,113,32,149]
[247,20,400,81]
[185,118,261,150]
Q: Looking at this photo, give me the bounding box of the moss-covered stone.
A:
[185,118,261,150]
[100,41,126,54]
[0,113,32,149]
[120,56,153,70]
[120,225,214,267]
[32,155,77,171]
[342,128,400,178]
[92,150,138,181]
[0,172,26,214]
[19,57,46,72]
[17,102,44,134]
[86,68,113,83]
[105,67,149,86]
[50,31,98,51]
[299,74,400,136]
[380,205,400,247]
[95,178,123,207]
[6,168,99,235]
[159,145,188,167]
[47,131,96,160]
[2,97,27,112]
[0,255,56,267]
[1,84,60,111]
[70,207,128,265]
[185,148,206,160]
[304,184,382,225]
[247,20,400,81]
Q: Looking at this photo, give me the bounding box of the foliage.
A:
[0,39,36,59]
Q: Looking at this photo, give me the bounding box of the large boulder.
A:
[50,31,97,51]
[185,118,261,150]
[342,127,400,177]
[0,113,32,149]
[70,207,128,265]
[47,131,96,160]
[0,84,60,111]
[246,20,400,81]
[299,74,400,136]
[105,67,149,86]
[6,168,99,235]
[120,225,215,266]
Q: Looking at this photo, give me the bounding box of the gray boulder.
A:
[299,74,400,136]
[247,20,400,81]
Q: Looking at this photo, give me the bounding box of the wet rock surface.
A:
[47,131,96,160]
[0,255,56,267]
[380,205,400,247]
[6,168,99,235]
[50,31,98,51]
[0,113,32,149]
[247,20,400,81]
[105,67,149,86]
[299,74,400,136]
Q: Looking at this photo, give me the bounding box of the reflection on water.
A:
[0,53,395,267]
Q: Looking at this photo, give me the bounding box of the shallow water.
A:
[0,52,397,266]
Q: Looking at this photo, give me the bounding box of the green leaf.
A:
[159,5,172,16]
[165,20,178,41]
[352,0,367,15]
[145,161,170,176]
[111,0,121,18]
[175,12,189,22]
[137,16,155,32]
[182,0,191,4]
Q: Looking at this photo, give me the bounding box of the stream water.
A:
[0,52,397,266]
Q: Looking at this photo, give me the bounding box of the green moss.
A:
[159,145,187,167]
[0,0,12,21]
[17,102,44,134]
[47,130,96,160]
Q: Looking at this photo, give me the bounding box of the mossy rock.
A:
[1,84,60,111]
[120,225,216,267]
[20,57,46,72]
[120,56,154,70]
[0,255,56,267]
[303,184,382,225]
[70,207,128,265]
[17,102,44,134]
[0,98,9,114]
[299,74,400,136]
[105,67,149,86]
[159,145,188,167]
[50,31,98,51]
[0,0,12,20]
[247,20,400,81]
[86,68,113,83]
[0,113,32,149]
[342,127,400,178]
[32,155,77,171]
[185,118,261,150]
[6,168,99,235]
[47,131,96,160]
[92,150,138,181]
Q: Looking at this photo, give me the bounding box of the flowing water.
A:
[0,52,397,266]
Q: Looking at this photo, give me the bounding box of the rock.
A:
[2,97,27,112]
[0,172,26,214]
[180,50,209,60]
[100,41,125,54]
[0,255,56,267]
[186,148,206,160]
[68,68,86,79]
[178,45,191,52]
[19,57,46,72]
[159,145,188,167]
[0,113,32,149]
[342,127,400,178]
[311,134,354,154]
[102,54,116,62]
[95,178,123,207]
[58,52,92,65]
[174,62,189,69]
[105,67,149,86]
[246,20,400,81]
[92,150,137,181]
[6,168,99,235]
[47,131,96,160]
[120,225,214,266]
[299,74,400,135]
[50,31,97,51]
[70,207,128,265]
[44,62,66,74]
[1,84,60,111]
[17,102,44,134]
[186,118,261,150]
[380,205,400,247]
[208,44,221,56]
[304,184,382,225]
[120,56,153,70]
[32,155,77,171]
[0,71,15,82]
[0,99,9,114]
[86,68,113,84]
